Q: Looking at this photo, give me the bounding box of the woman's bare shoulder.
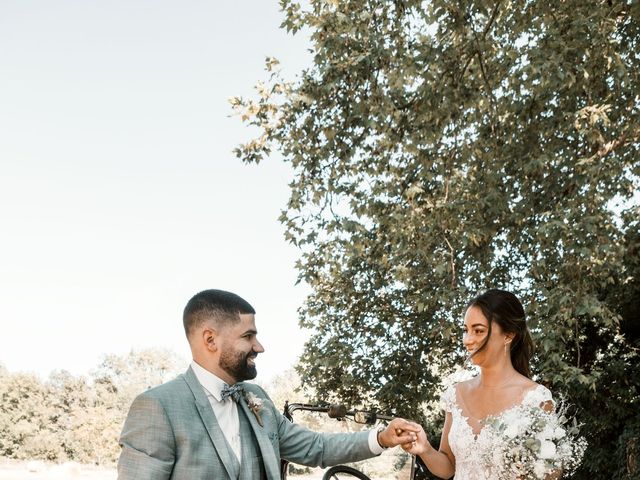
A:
[515,375,538,390]
[456,377,479,393]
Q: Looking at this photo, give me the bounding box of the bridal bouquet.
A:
[483,403,587,479]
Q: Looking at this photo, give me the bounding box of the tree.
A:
[0,349,186,465]
[234,1,639,477]
[91,347,187,410]
[0,371,63,461]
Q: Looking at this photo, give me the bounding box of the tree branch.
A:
[575,317,581,368]
[458,1,503,83]
[443,235,457,289]
[471,27,498,135]
[595,130,630,158]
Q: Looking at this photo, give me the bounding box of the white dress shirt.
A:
[191,361,242,460]
[191,361,385,461]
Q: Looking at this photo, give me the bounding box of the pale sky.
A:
[0,1,313,381]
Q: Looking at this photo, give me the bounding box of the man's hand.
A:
[377,418,420,448]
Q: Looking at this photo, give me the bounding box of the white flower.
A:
[539,440,557,459]
[554,427,566,439]
[533,460,547,478]
[245,392,263,410]
[501,409,520,425]
[540,425,554,440]
[504,423,520,438]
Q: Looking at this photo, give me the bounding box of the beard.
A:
[219,347,258,382]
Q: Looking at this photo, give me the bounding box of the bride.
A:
[403,289,555,479]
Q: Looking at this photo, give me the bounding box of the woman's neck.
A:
[479,361,518,387]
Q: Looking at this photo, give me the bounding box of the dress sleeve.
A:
[440,385,456,413]
[529,384,555,410]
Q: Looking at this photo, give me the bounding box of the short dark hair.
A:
[467,289,534,378]
[183,289,256,337]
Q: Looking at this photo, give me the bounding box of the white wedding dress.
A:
[441,383,554,480]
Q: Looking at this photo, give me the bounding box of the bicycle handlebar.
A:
[283,401,394,424]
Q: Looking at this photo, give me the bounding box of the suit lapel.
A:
[238,391,280,480]
[183,367,237,479]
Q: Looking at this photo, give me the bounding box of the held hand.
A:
[377,418,421,448]
[400,424,432,456]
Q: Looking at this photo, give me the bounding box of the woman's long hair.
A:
[467,289,534,378]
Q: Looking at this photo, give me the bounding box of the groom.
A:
[117,289,419,479]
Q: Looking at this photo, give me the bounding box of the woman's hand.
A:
[400,424,433,456]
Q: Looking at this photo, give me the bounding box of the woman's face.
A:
[463,305,510,366]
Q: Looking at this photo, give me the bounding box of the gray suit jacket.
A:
[117,367,374,479]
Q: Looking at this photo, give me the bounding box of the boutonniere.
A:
[244,391,264,427]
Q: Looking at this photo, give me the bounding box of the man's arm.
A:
[276,412,373,468]
[271,399,419,467]
[117,393,176,480]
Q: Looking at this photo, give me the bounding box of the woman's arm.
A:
[402,412,456,479]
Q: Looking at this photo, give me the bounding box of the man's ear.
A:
[202,326,219,352]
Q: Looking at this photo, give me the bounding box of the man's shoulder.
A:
[137,372,190,400]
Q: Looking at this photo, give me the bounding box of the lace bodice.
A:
[441,383,553,480]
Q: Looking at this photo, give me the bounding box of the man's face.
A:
[217,313,265,383]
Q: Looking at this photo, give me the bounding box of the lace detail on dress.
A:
[440,385,456,413]
[524,384,553,408]
[441,383,553,480]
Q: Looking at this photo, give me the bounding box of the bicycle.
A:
[280,401,431,480]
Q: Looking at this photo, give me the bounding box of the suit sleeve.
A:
[276,415,373,468]
[117,393,176,480]
[253,386,374,468]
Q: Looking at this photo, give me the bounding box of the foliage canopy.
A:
[234,1,639,477]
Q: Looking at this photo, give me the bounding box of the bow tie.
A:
[220,383,244,403]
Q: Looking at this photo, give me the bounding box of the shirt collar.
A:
[191,360,229,402]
